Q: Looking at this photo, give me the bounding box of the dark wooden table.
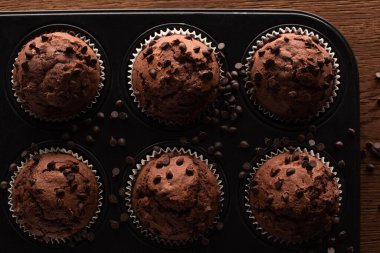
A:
[1,1,379,252]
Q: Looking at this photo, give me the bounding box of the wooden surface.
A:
[0,0,379,252]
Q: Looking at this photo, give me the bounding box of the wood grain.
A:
[1,0,379,252]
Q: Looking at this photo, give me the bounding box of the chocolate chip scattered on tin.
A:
[234,62,244,70]
[239,140,250,149]
[117,138,126,147]
[96,111,105,121]
[109,136,117,147]
[85,135,94,145]
[9,163,18,172]
[214,151,223,160]
[112,167,120,178]
[347,128,356,136]
[125,156,135,166]
[109,220,120,230]
[375,72,380,80]
[335,141,344,150]
[217,43,225,51]
[242,162,252,171]
[110,111,119,120]
[0,181,9,190]
[239,171,247,179]
[120,213,129,222]
[366,163,375,173]
[338,160,346,169]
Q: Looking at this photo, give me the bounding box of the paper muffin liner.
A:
[127,26,225,126]
[244,26,341,123]
[11,29,106,122]
[8,147,103,244]
[125,146,225,247]
[244,147,342,246]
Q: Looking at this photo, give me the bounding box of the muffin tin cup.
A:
[11,28,106,123]
[7,147,104,244]
[127,25,225,126]
[243,26,341,124]
[125,146,225,248]
[243,146,342,247]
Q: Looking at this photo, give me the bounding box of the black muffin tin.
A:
[0,10,359,253]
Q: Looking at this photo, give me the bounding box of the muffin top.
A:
[132,34,220,124]
[11,152,99,241]
[131,152,220,241]
[12,32,101,120]
[248,151,340,243]
[249,33,336,120]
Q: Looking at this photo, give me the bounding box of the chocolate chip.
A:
[242,162,252,171]
[264,59,275,68]
[239,171,247,179]
[176,157,184,166]
[217,43,225,50]
[202,50,211,58]
[110,111,119,120]
[316,143,325,151]
[120,213,129,222]
[324,57,332,65]
[327,247,335,253]
[215,222,224,231]
[109,136,117,147]
[285,156,291,164]
[109,220,120,230]
[65,46,75,55]
[96,111,105,120]
[80,46,88,54]
[153,175,162,184]
[214,151,223,160]
[178,42,187,52]
[156,161,163,169]
[376,72,380,80]
[146,54,154,63]
[143,47,153,57]
[149,69,157,78]
[346,246,354,253]
[308,139,316,147]
[251,185,259,195]
[284,36,289,42]
[308,160,317,169]
[125,156,135,166]
[286,168,295,176]
[9,163,17,172]
[266,194,274,204]
[193,46,200,53]
[239,140,250,149]
[186,166,194,176]
[118,111,128,120]
[56,189,65,198]
[201,236,209,246]
[275,179,284,190]
[160,42,169,50]
[234,62,244,70]
[0,181,9,190]
[47,161,55,170]
[21,61,29,71]
[108,194,118,204]
[288,90,297,97]
[163,59,171,68]
[258,50,265,57]
[114,99,125,109]
[282,192,289,202]
[335,141,344,149]
[254,72,263,83]
[92,125,101,135]
[366,163,376,173]
[201,70,213,80]
[296,189,304,198]
[41,35,48,42]
[25,51,33,59]
[166,171,173,179]
[297,134,306,142]
[338,230,347,239]
[118,138,126,147]
[70,183,78,192]
[270,167,280,177]
[270,45,280,55]
[85,135,94,144]
[161,156,170,166]
[29,42,36,48]
[112,167,120,178]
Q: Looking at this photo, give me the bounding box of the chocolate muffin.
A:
[10,151,100,241]
[248,150,340,243]
[131,151,220,241]
[12,32,101,120]
[131,34,220,124]
[249,33,336,120]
